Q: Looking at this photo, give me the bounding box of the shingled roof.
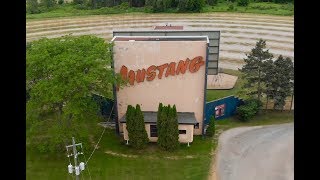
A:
[119,111,198,125]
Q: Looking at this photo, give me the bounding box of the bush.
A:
[227,3,234,11]
[73,0,85,5]
[178,0,205,12]
[118,2,129,9]
[41,0,56,9]
[236,98,262,122]
[58,0,64,5]
[27,0,41,14]
[126,104,149,149]
[207,0,218,6]
[157,103,179,151]
[206,116,215,137]
[237,0,249,7]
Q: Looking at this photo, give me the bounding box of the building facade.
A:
[112,36,209,143]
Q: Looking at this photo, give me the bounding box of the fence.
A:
[205,95,244,124]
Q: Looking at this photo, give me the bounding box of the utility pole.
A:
[66,137,85,180]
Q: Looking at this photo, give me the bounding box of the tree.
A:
[167,105,179,151]
[126,104,149,149]
[237,0,249,6]
[41,0,56,9]
[206,116,215,137]
[157,104,168,149]
[264,56,294,110]
[27,0,41,14]
[27,35,119,153]
[240,39,273,101]
[135,104,149,148]
[207,0,218,6]
[74,0,86,4]
[157,104,179,151]
[178,0,205,12]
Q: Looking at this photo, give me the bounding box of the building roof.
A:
[119,111,198,125]
[112,36,209,43]
[154,25,184,30]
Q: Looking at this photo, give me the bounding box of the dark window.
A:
[179,130,186,134]
[150,125,157,137]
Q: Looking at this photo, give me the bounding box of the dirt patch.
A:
[105,150,138,158]
[207,73,238,90]
[104,150,196,160]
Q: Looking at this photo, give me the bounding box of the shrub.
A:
[178,0,205,12]
[27,0,41,14]
[126,104,149,149]
[227,3,234,11]
[157,103,179,151]
[41,0,56,9]
[206,116,215,137]
[237,0,249,7]
[73,0,85,5]
[236,98,262,122]
[58,0,64,5]
[207,0,218,6]
[118,2,129,9]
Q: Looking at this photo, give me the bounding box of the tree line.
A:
[236,39,294,121]
[27,0,294,14]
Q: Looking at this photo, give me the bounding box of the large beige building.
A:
[112,36,209,144]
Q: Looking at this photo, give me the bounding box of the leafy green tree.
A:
[240,39,273,101]
[206,116,215,137]
[26,35,118,153]
[27,0,41,14]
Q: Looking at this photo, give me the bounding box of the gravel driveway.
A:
[214,123,294,180]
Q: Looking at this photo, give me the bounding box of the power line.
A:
[82,152,92,180]
[85,104,114,165]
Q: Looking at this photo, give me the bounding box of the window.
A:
[150,125,158,137]
[179,130,186,134]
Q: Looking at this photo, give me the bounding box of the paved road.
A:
[215,123,294,180]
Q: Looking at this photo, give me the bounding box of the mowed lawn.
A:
[27,127,215,180]
[27,69,294,180]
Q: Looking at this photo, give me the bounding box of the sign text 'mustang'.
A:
[119,56,205,86]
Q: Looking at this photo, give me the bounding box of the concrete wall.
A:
[114,40,207,135]
[122,123,194,143]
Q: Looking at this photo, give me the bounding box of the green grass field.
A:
[27,110,293,180]
[26,2,293,20]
